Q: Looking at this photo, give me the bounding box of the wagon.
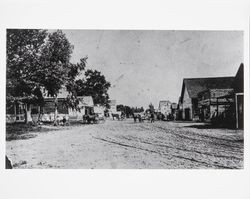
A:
[83,114,100,124]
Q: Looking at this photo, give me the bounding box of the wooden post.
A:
[54,97,58,124]
[26,103,33,123]
[14,102,17,122]
[235,94,238,129]
[216,98,219,113]
[38,105,41,123]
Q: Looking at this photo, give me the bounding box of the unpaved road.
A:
[6,119,244,169]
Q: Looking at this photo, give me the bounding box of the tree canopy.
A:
[6,29,75,104]
[74,69,111,108]
[149,103,154,113]
[6,29,111,111]
[7,29,47,103]
[116,104,144,117]
[39,30,74,97]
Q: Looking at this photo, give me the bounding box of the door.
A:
[237,94,243,129]
[185,108,190,120]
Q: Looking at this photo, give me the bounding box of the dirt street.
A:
[6,119,243,169]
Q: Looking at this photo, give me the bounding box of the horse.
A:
[112,113,120,120]
[133,113,144,123]
[83,114,98,124]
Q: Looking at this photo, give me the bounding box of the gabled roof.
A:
[43,86,94,107]
[233,63,244,93]
[159,100,171,108]
[180,76,235,101]
[159,100,171,104]
[78,96,94,107]
[43,86,69,99]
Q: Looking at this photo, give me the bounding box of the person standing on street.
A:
[150,112,155,123]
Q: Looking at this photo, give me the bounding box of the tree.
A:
[75,69,111,108]
[7,29,47,98]
[39,30,74,97]
[7,29,48,123]
[131,106,144,113]
[6,29,74,123]
[149,103,154,113]
[65,57,87,95]
[116,104,124,112]
[124,106,133,118]
[7,29,110,123]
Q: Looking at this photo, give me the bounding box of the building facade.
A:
[179,77,235,120]
[109,100,117,113]
[6,86,94,123]
[198,88,234,121]
[158,100,172,117]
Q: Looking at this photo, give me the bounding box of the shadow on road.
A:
[183,124,236,130]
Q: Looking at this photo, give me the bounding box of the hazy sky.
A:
[61,30,243,108]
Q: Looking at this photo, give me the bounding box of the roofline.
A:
[183,76,234,81]
[180,81,185,103]
[180,76,235,102]
[235,63,244,76]
[159,100,171,103]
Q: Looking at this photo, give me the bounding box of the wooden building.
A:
[233,63,244,129]
[41,95,94,122]
[6,86,94,123]
[209,63,244,129]
[6,101,26,123]
[198,88,234,121]
[158,100,172,117]
[171,103,178,120]
[179,77,235,120]
[109,100,117,113]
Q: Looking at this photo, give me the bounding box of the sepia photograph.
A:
[5,29,244,169]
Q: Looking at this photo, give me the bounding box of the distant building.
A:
[69,96,94,121]
[179,76,235,120]
[171,103,178,119]
[158,100,172,117]
[109,100,117,113]
[94,105,105,118]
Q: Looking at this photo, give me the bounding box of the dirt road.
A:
[6,119,243,169]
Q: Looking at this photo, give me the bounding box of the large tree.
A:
[74,69,111,108]
[7,29,48,122]
[7,29,47,99]
[39,30,74,97]
[7,29,111,123]
[6,29,75,122]
[63,57,88,112]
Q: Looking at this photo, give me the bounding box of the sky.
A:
[60,30,243,109]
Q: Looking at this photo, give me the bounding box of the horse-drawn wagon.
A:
[83,113,100,124]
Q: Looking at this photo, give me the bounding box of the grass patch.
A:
[6,121,87,141]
